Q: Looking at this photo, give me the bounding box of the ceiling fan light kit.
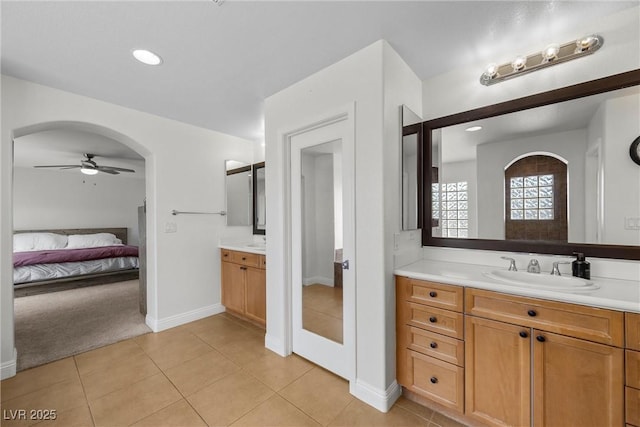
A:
[34,153,135,175]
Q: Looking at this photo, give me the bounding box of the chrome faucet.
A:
[501,256,517,271]
[550,261,570,276]
[527,259,541,273]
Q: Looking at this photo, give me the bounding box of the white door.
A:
[290,116,354,380]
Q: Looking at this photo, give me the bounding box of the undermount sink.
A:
[484,270,600,292]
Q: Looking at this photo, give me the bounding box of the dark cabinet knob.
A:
[430,342,438,349]
[429,291,437,298]
[519,331,528,338]
[242,257,246,261]
[223,254,228,257]
[527,310,537,317]
[430,377,438,384]
[536,335,546,342]
[429,316,437,323]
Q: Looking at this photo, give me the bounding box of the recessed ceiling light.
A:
[132,49,162,66]
[465,126,483,132]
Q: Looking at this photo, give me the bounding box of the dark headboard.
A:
[14,228,128,245]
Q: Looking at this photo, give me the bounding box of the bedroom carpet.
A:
[14,279,151,371]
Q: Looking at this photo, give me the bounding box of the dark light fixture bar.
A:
[480,35,604,86]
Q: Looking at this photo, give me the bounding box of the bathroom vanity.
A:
[395,260,639,427]
[220,246,266,327]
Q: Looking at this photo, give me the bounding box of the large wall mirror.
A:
[422,70,640,260]
[225,160,252,226]
[252,162,266,235]
[402,105,423,231]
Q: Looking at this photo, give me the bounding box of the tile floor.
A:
[1,312,466,427]
[302,284,343,344]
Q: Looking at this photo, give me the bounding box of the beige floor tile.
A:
[187,371,274,426]
[31,404,94,427]
[394,396,435,422]
[163,349,240,396]
[89,373,181,427]
[232,394,321,427]
[74,339,146,376]
[80,353,160,401]
[215,333,272,366]
[0,357,78,403]
[134,326,192,353]
[279,367,353,426]
[430,411,469,427]
[142,333,214,370]
[243,352,315,391]
[329,399,430,427]
[302,309,343,344]
[192,322,261,350]
[1,378,87,426]
[178,314,238,335]
[131,399,207,427]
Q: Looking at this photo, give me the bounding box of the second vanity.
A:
[395,259,640,427]
[219,243,266,327]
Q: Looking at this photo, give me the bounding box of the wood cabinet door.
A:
[532,330,624,427]
[465,316,531,427]
[221,261,245,315]
[245,267,266,326]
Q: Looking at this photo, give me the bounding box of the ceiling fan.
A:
[34,153,135,175]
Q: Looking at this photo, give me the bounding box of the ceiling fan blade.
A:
[34,165,80,169]
[97,166,135,173]
[97,168,119,175]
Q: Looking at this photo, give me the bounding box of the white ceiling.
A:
[2,0,636,151]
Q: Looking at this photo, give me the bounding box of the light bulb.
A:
[542,43,560,62]
[576,36,597,52]
[81,167,98,176]
[482,63,499,80]
[511,56,527,71]
[132,49,163,66]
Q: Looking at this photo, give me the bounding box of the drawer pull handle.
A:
[527,310,537,317]
[240,266,247,271]
[429,316,437,323]
[224,254,228,257]
[429,342,438,349]
[536,335,546,343]
[242,257,247,260]
[430,377,438,384]
[519,331,528,338]
[429,291,437,298]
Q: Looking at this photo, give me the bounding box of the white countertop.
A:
[219,242,265,255]
[395,259,640,313]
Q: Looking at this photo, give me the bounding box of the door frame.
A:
[280,103,356,381]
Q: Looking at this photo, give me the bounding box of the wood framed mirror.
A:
[421,69,640,260]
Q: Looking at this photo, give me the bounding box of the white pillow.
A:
[14,233,68,252]
[66,233,123,249]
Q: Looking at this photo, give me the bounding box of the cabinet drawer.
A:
[627,312,640,351]
[403,350,464,412]
[465,288,624,346]
[627,350,640,389]
[400,302,464,339]
[221,249,261,268]
[397,276,463,312]
[627,387,640,426]
[259,255,266,269]
[405,326,464,366]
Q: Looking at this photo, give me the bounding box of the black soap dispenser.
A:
[572,252,590,280]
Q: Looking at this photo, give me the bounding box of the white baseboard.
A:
[303,276,334,287]
[350,379,402,413]
[145,303,225,332]
[1,348,17,380]
[264,333,288,357]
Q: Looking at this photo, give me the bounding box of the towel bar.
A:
[171,210,227,216]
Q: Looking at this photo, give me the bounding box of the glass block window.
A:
[432,181,468,238]
[509,174,554,220]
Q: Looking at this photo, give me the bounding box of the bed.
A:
[13,228,139,297]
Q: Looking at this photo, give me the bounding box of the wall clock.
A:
[631,136,640,166]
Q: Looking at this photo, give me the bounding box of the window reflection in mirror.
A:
[401,105,423,231]
[430,84,640,247]
[252,162,266,235]
[225,160,252,226]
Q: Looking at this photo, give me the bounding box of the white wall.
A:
[264,40,422,410]
[476,129,586,242]
[1,76,254,378]
[13,167,145,245]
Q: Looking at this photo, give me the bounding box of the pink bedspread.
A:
[13,245,139,268]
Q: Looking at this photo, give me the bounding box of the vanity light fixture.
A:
[132,49,163,66]
[480,34,603,86]
[465,126,483,132]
